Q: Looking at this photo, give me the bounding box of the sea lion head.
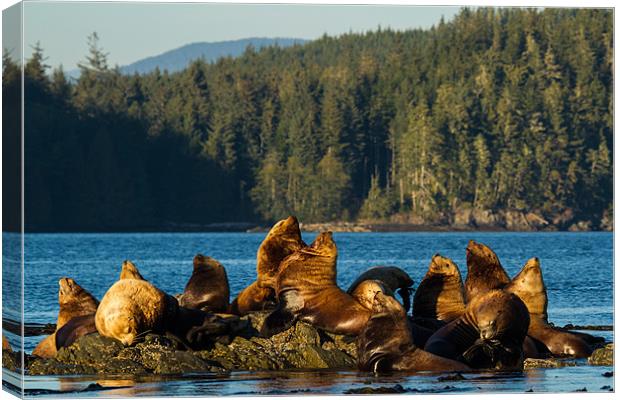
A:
[351,280,393,311]
[309,231,337,257]
[505,257,547,319]
[511,257,545,292]
[371,291,407,318]
[120,260,145,280]
[256,216,304,288]
[430,254,462,278]
[98,303,143,346]
[58,278,96,307]
[474,291,529,342]
[464,241,510,302]
[269,216,302,240]
[193,254,224,271]
[466,240,501,271]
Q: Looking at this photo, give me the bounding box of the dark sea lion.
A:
[505,257,593,358]
[357,292,470,372]
[231,216,305,315]
[413,254,466,322]
[260,232,374,337]
[32,278,99,358]
[464,240,510,303]
[424,289,530,370]
[55,314,97,350]
[120,260,145,280]
[347,266,414,313]
[96,264,241,349]
[178,254,230,313]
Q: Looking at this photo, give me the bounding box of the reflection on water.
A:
[16,364,614,397]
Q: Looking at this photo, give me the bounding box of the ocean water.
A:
[2,231,615,396]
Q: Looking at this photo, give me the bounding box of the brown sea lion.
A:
[178,254,230,313]
[229,281,276,315]
[413,254,466,322]
[96,264,240,348]
[231,216,305,315]
[2,335,11,351]
[256,215,305,290]
[347,266,414,313]
[464,240,510,303]
[424,289,530,370]
[350,280,394,311]
[505,257,593,358]
[260,232,374,337]
[357,292,470,372]
[32,278,99,358]
[120,260,145,280]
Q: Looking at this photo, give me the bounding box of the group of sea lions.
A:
[32,215,602,374]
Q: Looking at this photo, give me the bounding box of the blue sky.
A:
[13,2,460,70]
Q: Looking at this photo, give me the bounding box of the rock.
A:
[600,208,613,231]
[525,212,549,229]
[589,344,613,366]
[453,207,474,227]
[504,210,533,231]
[552,208,575,228]
[568,221,592,232]
[524,358,577,369]
[24,313,361,375]
[471,209,502,228]
[2,348,22,373]
[345,384,407,394]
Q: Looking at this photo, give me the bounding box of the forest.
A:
[2,7,613,231]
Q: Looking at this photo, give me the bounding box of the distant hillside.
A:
[119,37,307,75]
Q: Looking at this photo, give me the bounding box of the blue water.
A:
[2,231,615,396]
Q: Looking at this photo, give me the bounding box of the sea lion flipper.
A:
[55,314,97,350]
[260,290,303,337]
[397,287,413,314]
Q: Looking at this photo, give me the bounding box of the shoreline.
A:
[12,223,613,234]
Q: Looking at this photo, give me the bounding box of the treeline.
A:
[4,7,613,231]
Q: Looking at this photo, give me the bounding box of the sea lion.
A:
[96,264,240,348]
[505,257,593,358]
[256,215,305,290]
[349,280,394,311]
[178,254,230,313]
[347,266,414,313]
[413,254,466,322]
[464,240,510,303]
[260,232,374,337]
[229,281,276,315]
[120,260,145,280]
[357,292,470,372]
[230,216,306,315]
[424,289,530,370]
[2,335,11,351]
[55,314,97,350]
[32,278,99,358]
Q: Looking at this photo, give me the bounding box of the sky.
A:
[5,1,461,70]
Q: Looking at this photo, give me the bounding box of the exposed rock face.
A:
[503,210,533,231]
[589,344,613,366]
[524,358,577,369]
[26,312,356,376]
[471,209,502,228]
[569,221,593,232]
